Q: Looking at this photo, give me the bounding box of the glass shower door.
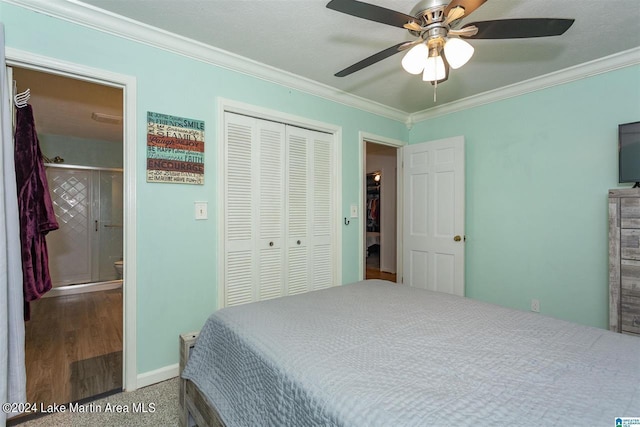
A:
[46,167,93,286]
[46,165,123,287]
[95,170,123,281]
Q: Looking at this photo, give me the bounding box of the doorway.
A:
[364,141,398,282]
[12,67,125,406]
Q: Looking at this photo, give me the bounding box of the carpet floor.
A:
[10,377,180,426]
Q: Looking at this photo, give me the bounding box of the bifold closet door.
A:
[256,119,286,301]
[286,126,334,294]
[223,112,335,307]
[224,113,286,306]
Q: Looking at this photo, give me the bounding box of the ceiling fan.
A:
[327,0,575,85]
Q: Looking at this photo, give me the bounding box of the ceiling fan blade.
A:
[449,25,478,38]
[461,18,575,39]
[444,6,466,26]
[326,0,418,29]
[335,42,405,77]
[404,22,423,32]
[444,0,487,19]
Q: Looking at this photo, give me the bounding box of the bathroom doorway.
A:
[12,67,124,406]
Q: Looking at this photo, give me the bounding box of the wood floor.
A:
[365,249,397,282]
[366,267,397,282]
[24,288,123,406]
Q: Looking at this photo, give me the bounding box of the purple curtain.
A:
[14,104,59,320]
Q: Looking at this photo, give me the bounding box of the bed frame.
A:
[179,332,225,427]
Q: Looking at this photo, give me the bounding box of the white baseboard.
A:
[135,363,179,389]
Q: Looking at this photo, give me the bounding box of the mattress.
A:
[181,279,640,426]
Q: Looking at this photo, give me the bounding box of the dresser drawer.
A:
[621,259,640,295]
[621,197,640,229]
[621,294,640,335]
[621,229,640,260]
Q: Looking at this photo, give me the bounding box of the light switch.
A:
[195,202,208,220]
[350,204,358,218]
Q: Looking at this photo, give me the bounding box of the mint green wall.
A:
[2,3,408,375]
[409,65,640,329]
[39,134,123,168]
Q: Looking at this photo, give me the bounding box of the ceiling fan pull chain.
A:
[433,80,437,103]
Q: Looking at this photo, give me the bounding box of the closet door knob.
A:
[269,241,274,247]
[297,240,301,245]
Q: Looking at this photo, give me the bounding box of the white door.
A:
[402,136,465,296]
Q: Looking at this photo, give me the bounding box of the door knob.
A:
[453,235,462,242]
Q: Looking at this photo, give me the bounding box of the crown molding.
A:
[3,0,409,123]
[5,1,639,127]
[410,46,640,123]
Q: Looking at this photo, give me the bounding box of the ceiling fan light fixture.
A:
[401,42,429,75]
[422,55,445,82]
[443,37,474,69]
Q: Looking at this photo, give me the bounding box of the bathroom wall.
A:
[39,134,123,169]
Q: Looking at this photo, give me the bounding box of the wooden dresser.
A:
[609,188,640,336]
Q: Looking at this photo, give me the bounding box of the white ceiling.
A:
[76,0,640,114]
[13,67,123,142]
[9,0,640,144]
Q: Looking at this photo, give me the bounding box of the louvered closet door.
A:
[286,127,335,293]
[286,128,309,295]
[224,112,335,306]
[310,131,334,290]
[256,120,286,301]
[224,113,256,306]
[224,113,286,306]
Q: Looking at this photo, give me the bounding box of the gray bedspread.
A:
[181,279,640,426]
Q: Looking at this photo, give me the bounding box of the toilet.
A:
[114,260,123,279]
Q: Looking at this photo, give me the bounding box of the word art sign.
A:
[146,111,205,184]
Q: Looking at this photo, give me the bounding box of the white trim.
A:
[44,280,122,298]
[396,147,404,284]
[4,0,407,123]
[217,98,342,306]
[216,99,225,311]
[5,47,139,392]
[359,132,405,282]
[410,47,640,122]
[219,98,341,135]
[136,364,179,389]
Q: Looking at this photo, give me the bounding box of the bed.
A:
[180,279,640,426]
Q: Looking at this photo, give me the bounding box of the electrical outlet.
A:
[531,299,540,313]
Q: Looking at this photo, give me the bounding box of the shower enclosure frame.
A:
[44,162,124,297]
